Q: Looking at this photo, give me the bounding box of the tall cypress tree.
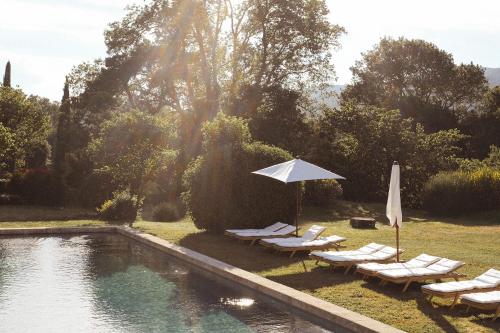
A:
[53,79,71,205]
[3,61,11,87]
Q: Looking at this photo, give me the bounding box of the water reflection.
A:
[0,234,337,333]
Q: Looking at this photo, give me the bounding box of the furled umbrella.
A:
[252,159,345,236]
[386,161,403,262]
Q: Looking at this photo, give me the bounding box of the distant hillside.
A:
[485,68,500,87]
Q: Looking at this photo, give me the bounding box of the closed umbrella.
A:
[252,159,345,236]
[386,161,402,262]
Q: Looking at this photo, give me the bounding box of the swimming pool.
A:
[0,234,343,332]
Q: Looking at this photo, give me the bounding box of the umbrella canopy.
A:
[386,161,402,262]
[386,161,402,227]
[252,159,345,236]
[252,159,345,183]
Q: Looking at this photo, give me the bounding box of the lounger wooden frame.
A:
[377,264,466,292]
[224,229,297,246]
[260,239,346,258]
[311,253,399,275]
[422,285,500,308]
[460,296,499,321]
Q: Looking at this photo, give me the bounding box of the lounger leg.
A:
[428,295,433,303]
[494,305,499,321]
[289,251,296,258]
[450,294,459,309]
[466,305,470,313]
[315,260,319,265]
[344,265,352,275]
[250,239,257,246]
[402,280,412,292]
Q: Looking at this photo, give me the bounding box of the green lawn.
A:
[1,202,499,333]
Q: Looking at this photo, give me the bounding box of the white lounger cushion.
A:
[313,246,398,262]
[301,225,326,241]
[311,243,385,258]
[235,225,296,237]
[263,235,346,248]
[226,222,287,234]
[358,253,441,272]
[460,290,500,304]
[379,258,464,279]
[423,268,500,293]
[262,225,326,244]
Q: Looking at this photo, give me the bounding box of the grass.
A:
[1,201,499,333]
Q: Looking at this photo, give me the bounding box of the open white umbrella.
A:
[252,159,345,236]
[386,161,402,262]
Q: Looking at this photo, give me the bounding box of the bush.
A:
[98,190,138,223]
[182,113,297,232]
[152,201,186,222]
[0,194,23,205]
[422,168,500,216]
[7,168,60,205]
[304,179,343,207]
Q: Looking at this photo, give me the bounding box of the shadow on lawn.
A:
[361,279,500,332]
[178,231,307,272]
[265,265,360,291]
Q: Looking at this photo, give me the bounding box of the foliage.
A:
[342,37,487,131]
[422,168,500,216]
[459,87,500,158]
[0,87,52,172]
[458,145,500,171]
[182,112,296,232]
[7,168,59,206]
[246,86,312,156]
[97,189,138,222]
[88,109,178,200]
[152,201,186,222]
[312,103,464,206]
[303,179,343,207]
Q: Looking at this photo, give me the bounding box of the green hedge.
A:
[422,168,500,216]
[303,179,343,207]
[182,113,297,232]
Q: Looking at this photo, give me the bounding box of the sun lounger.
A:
[377,258,466,292]
[422,268,500,307]
[225,224,297,245]
[460,290,500,321]
[356,253,441,278]
[225,222,288,235]
[259,225,345,257]
[310,243,401,274]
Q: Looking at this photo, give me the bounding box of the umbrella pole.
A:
[396,224,400,262]
[296,182,299,237]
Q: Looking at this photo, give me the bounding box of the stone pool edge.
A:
[0,226,405,333]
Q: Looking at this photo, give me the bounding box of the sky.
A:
[1,0,499,101]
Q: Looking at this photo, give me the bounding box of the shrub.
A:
[182,113,297,232]
[152,201,186,222]
[304,179,343,207]
[7,168,60,205]
[422,167,500,216]
[98,190,138,223]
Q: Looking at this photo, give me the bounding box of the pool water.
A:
[0,234,341,332]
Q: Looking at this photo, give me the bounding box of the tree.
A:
[247,86,312,156]
[0,87,51,172]
[342,38,488,131]
[312,102,465,206]
[3,61,11,87]
[88,109,178,202]
[53,80,71,174]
